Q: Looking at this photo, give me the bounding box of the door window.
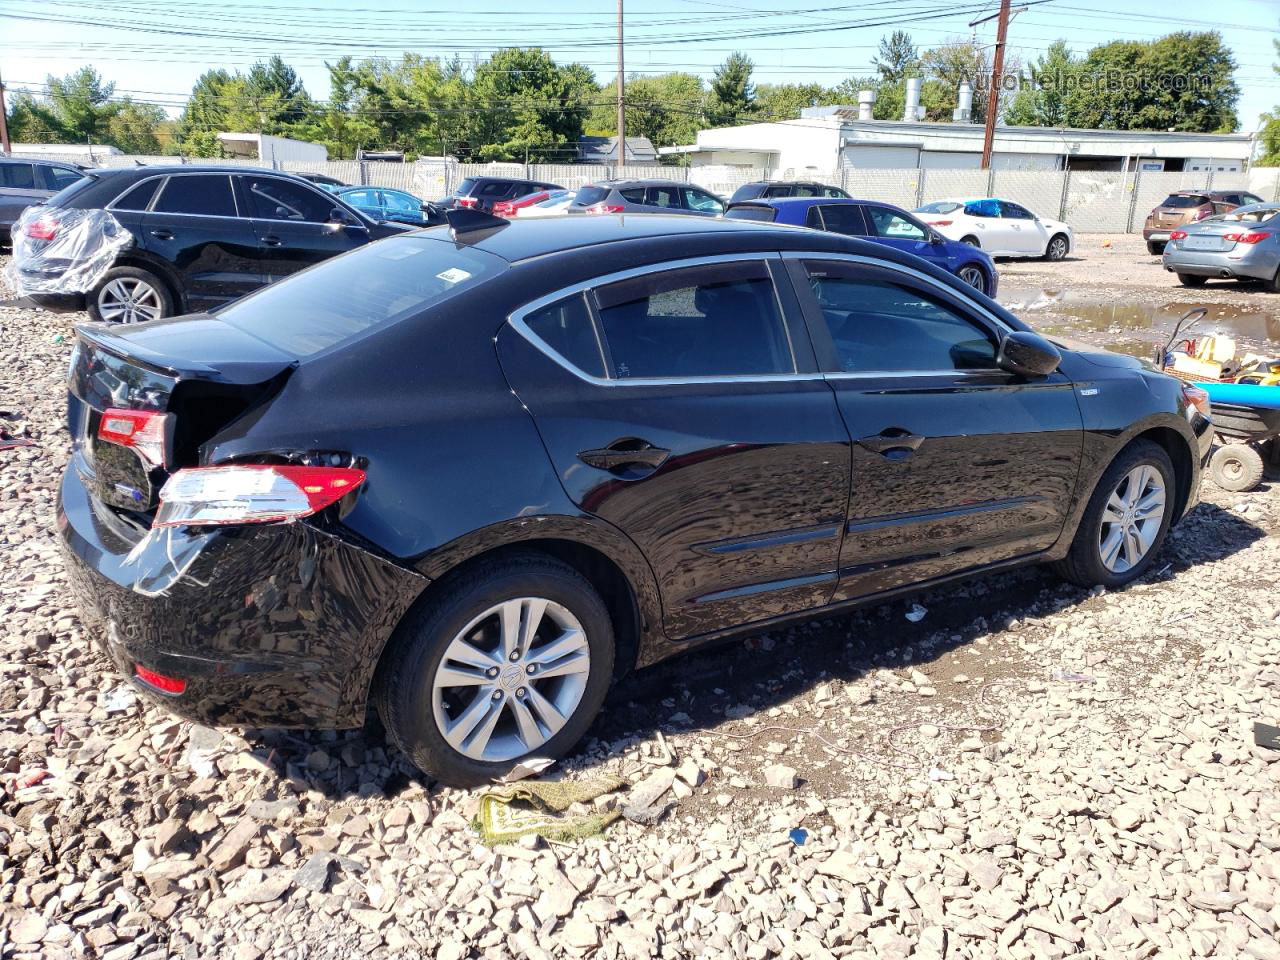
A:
[804,262,998,373]
[340,188,379,207]
[763,185,793,197]
[822,186,849,198]
[0,163,36,189]
[997,201,1035,220]
[865,206,927,240]
[46,166,83,191]
[244,177,333,222]
[645,185,683,209]
[814,204,868,236]
[153,175,237,217]
[963,199,1000,218]
[593,261,793,379]
[683,188,723,213]
[383,191,421,214]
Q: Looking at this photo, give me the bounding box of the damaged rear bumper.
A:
[57,459,426,729]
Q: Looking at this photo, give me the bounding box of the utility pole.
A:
[978,0,1011,170]
[616,0,625,166]
[0,68,11,155]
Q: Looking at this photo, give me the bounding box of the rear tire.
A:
[1146,241,1165,256]
[1177,273,1207,288]
[1209,443,1264,492]
[1265,268,1280,294]
[1050,440,1176,588]
[960,235,980,248]
[87,266,174,323]
[375,553,615,787]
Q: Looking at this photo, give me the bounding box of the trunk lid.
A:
[68,316,296,515]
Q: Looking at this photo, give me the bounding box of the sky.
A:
[1,0,1277,133]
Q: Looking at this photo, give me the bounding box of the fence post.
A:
[1058,168,1071,222]
[914,168,925,209]
[986,166,995,197]
[359,161,368,186]
[1124,167,1142,233]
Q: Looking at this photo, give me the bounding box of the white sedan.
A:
[915,197,1073,260]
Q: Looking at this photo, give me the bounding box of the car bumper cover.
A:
[58,460,426,729]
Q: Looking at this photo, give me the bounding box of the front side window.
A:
[153,175,237,217]
[340,188,379,207]
[683,188,723,213]
[998,201,1034,220]
[866,206,927,240]
[805,262,997,374]
[594,261,793,379]
[814,204,867,236]
[645,185,683,209]
[0,163,36,189]
[383,191,421,214]
[244,177,334,222]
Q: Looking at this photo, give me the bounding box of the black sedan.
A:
[59,211,1213,785]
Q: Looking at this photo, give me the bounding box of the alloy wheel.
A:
[431,597,591,762]
[1097,464,1165,573]
[1047,237,1068,260]
[957,265,986,293]
[98,278,162,323]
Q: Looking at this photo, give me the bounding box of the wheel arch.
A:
[107,252,186,313]
[1134,425,1194,520]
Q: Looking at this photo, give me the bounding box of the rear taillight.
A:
[1180,382,1211,421]
[26,216,59,241]
[1170,230,1187,241]
[135,664,186,695]
[928,220,952,227]
[456,196,478,209]
[98,408,170,468]
[587,204,626,215]
[1224,232,1267,244]
[154,464,366,528]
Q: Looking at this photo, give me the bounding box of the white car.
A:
[515,190,576,218]
[915,197,1072,260]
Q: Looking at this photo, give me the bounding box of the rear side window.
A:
[0,163,36,189]
[111,178,161,211]
[724,205,777,222]
[593,261,793,379]
[575,186,610,206]
[763,185,792,197]
[619,188,646,203]
[524,294,606,378]
[219,238,504,357]
[963,199,1000,218]
[244,177,332,222]
[814,204,867,236]
[804,261,997,373]
[153,175,237,217]
[1160,195,1207,208]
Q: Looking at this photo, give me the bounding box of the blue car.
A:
[724,197,997,296]
[334,186,445,227]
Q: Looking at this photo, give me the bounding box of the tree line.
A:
[3,30,1254,164]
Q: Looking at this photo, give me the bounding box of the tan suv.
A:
[1144,190,1265,255]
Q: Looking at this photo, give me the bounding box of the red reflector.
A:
[98,408,169,468]
[26,217,59,241]
[135,664,186,695]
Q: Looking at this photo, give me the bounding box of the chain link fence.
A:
[9,149,1280,232]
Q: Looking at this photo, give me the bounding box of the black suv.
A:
[1,157,87,236]
[16,165,408,322]
[728,180,850,204]
[443,176,564,213]
[59,212,1211,785]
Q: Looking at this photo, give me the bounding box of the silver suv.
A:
[571,179,724,216]
[1,158,87,237]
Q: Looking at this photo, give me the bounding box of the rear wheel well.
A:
[383,539,641,685]
[110,255,183,312]
[1129,427,1192,520]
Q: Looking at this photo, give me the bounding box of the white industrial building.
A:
[659,85,1253,176]
[217,133,328,165]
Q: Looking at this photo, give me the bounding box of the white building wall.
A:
[255,135,328,165]
[692,119,842,175]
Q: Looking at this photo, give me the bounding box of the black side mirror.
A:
[998,330,1061,377]
[323,207,358,232]
[930,230,945,245]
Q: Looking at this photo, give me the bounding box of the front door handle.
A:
[149,229,173,240]
[578,439,670,474]
[262,235,283,247]
[857,428,925,458]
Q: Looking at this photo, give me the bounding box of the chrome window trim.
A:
[508,252,816,387]
[781,249,1015,334]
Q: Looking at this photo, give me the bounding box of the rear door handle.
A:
[149,230,173,240]
[263,235,283,247]
[578,439,670,474]
[857,429,925,458]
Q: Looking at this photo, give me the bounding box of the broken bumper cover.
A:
[57,459,425,729]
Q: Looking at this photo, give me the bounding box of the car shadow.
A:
[238,500,1264,799]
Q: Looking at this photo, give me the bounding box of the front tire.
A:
[1209,443,1264,492]
[375,554,615,786]
[956,264,988,295]
[1051,440,1175,588]
[1177,273,1207,288]
[1043,233,1069,261]
[87,266,174,323]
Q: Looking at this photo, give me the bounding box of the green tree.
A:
[1260,38,1280,165]
[752,83,835,121]
[467,48,595,161]
[874,31,920,84]
[106,101,167,153]
[705,52,755,127]
[589,72,704,149]
[1005,41,1078,127]
[245,55,311,129]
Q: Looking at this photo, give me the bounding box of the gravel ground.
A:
[2,241,1279,960]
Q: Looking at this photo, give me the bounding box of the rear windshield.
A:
[575,186,611,206]
[455,177,479,196]
[218,237,505,357]
[46,174,101,209]
[916,201,961,214]
[724,205,777,222]
[1160,195,1207,208]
